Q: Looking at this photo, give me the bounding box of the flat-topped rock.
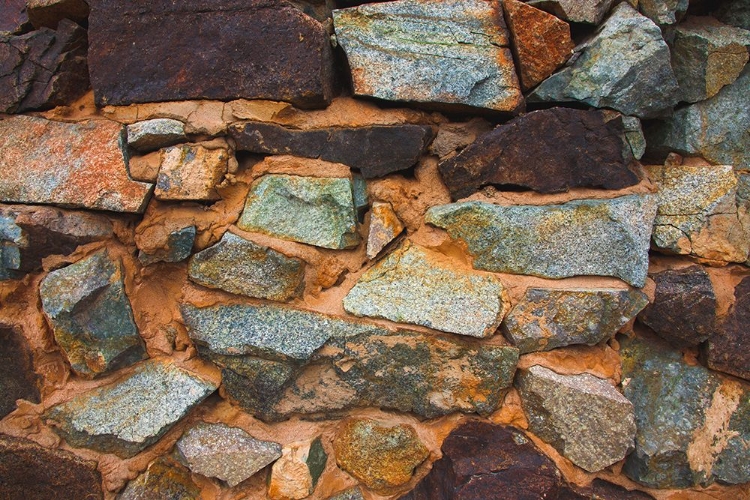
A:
[366,202,404,259]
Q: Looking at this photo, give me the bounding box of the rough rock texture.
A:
[0,19,88,113]
[127,119,187,153]
[0,434,103,500]
[638,266,716,347]
[366,202,404,259]
[328,487,365,500]
[333,0,524,113]
[45,359,217,458]
[188,232,305,301]
[437,108,641,198]
[0,325,40,418]
[503,0,574,91]
[0,116,153,213]
[706,276,750,380]
[623,115,647,160]
[639,0,687,26]
[176,422,281,487]
[139,225,196,265]
[429,118,493,160]
[26,0,89,29]
[229,122,434,179]
[426,195,657,287]
[154,143,228,201]
[268,437,327,500]
[503,288,648,354]
[529,3,679,119]
[333,418,428,491]
[87,0,334,108]
[0,0,28,34]
[647,164,750,263]
[526,0,616,24]
[621,335,750,487]
[516,365,636,472]
[40,250,145,378]
[717,0,750,30]
[119,457,201,500]
[237,174,360,250]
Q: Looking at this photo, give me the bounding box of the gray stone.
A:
[237,174,360,250]
[622,116,647,160]
[639,0,687,26]
[426,195,657,287]
[328,487,365,500]
[344,243,509,337]
[188,232,305,301]
[366,201,404,259]
[154,143,229,201]
[527,0,616,24]
[716,0,750,30]
[138,225,196,265]
[529,3,679,119]
[176,422,281,487]
[516,365,636,472]
[268,437,327,500]
[333,0,524,113]
[503,288,648,354]
[118,457,200,500]
[45,359,217,458]
[40,249,145,378]
[127,118,187,153]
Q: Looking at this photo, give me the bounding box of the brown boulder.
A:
[706,275,750,380]
[0,326,40,418]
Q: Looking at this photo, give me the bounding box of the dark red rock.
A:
[0,433,103,500]
[87,0,334,108]
[0,0,29,34]
[0,326,40,418]
[230,121,434,178]
[705,275,750,380]
[27,0,90,30]
[637,265,716,347]
[438,108,641,199]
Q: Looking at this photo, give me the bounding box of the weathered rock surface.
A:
[27,0,90,29]
[437,108,641,198]
[426,195,657,287]
[0,116,153,213]
[716,0,750,30]
[188,232,305,301]
[503,288,648,354]
[706,275,750,380]
[119,457,200,500]
[333,0,524,113]
[237,174,360,250]
[639,0,687,26]
[87,0,334,108]
[527,0,616,24]
[229,122,434,179]
[529,3,679,118]
[647,164,750,263]
[138,225,196,265]
[155,143,228,201]
[638,266,716,347]
[0,0,28,34]
[0,20,88,113]
[268,437,327,500]
[333,418,428,491]
[0,434,103,500]
[0,325,40,418]
[328,487,365,500]
[429,118,493,160]
[176,422,281,487]
[517,365,636,472]
[503,0,574,91]
[621,335,750,487]
[40,250,145,378]
[45,359,217,457]
[366,202,404,259]
[622,115,647,160]
[127,119,187,153]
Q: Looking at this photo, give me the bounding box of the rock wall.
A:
[1,0,749,499]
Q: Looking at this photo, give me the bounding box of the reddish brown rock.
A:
[503,0,574,91]
[0,0,29,33]
[27,0,90,29]
[706,275,750,380]
[87,0,334,108]
[0,325,40,418]
[438,108,640,198]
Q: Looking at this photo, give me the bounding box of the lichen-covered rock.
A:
[529,3,679,118]
[426,195,657,287]
[639,0,687,26]
[138,225,196,265]
[45,359,217,458]
[0,325,40,418]
[706,275,750,380]
[333,418,428,491]
[127,118,187,153]
[118,457,200,500]
[333,0,524,113]
[188,232,305,301]
[40,250,145,378]
[503,288,648,354]
[516,365,636,472]
[0,116,153,213]
[26,0,89,29]
[155,143,228,201]
[268,437,327,500]
[176,422,281,487]
[526,0,616,24]
[237,174,360,250]
[366,202,404,259]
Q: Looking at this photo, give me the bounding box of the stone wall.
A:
[1,0,749,499]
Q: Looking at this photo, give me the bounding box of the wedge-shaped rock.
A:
[155,143,228,201]
[237,174,360,250]
[333,0,524,113]
[517,365,636,472]
[119,457,200,500]
[706,275,750,380]
[0,116,153,213]
[426,196,657,287]
[45,359,217,458]
[268,437,327,500]
[529,3,679,118]
[344,243,509,337]
[503,288,648,354]
[366,202,404,259]
[127,118,186,153]
[527,0,616,24]
[0,325,40,418]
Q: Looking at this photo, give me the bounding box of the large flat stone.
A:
[0,325,40,418]
[333,0,524,113]
[0,116,153,213]
[706,275,750,380]
[426,195,657,287]
[87,0,334,108]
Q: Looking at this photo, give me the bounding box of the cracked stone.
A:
[155,143,229,201]
[127,118,187,153]
[366,202,404,259]
[0,325,40,419]
[706,275,750,380]
[118,457,200,500]
[526,0,616,24]
[268,436,327,500]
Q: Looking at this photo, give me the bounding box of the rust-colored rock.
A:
[155,143,229,201]
[706,276,750,380]
[87,0,334,108]
[366,202,404,259]
[0,325,40,418]
[503,0,574,91]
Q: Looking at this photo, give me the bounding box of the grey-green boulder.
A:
[716,0,750,30]
[126,118,186,153]
[639,0,687,26]
[526,0,615,24]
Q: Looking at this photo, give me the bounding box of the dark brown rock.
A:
[0,433,103,500]
[637,266,716,347]
[588,479,656,499]
[230,122,434,178]
[706,275,750,380]
[0,0,29,34]
[87,0,334,108]
[438,108,641,199]
[27,0,90,30]
[0,19,88,113]
[0,326,40,418]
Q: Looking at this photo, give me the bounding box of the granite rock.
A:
[127,119,187,153]
[706,275,750,380]
[333,0,524,113]
[138,225,196,265]
[327,487,365,500]
[366,202,404,259]
[268,437,327,500]
[639,0,687,26]
[426,195,656,287]
[0,0,28,34]
[0,325,40,418]
[27,0,89,29]
[155,143,228,201]
[118,457,200,500]
[622,115,647,160]
[716,0,750,30]
[526,0,616,24]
